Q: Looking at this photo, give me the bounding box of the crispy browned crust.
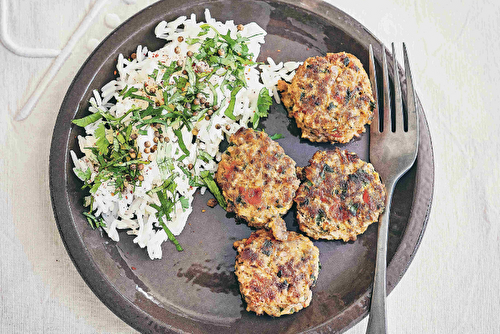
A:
[278,52,375,144]
[216,128,300,240]
[294,148,386,241]
[234,229,320,317]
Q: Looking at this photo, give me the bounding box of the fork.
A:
[365,43,419,334]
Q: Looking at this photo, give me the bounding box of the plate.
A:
[50,0,434,332]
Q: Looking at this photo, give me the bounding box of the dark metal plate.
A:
[50,0,434,332]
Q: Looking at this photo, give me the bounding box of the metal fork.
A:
[365,43,419,334]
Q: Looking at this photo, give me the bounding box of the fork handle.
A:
[366,180,395,334]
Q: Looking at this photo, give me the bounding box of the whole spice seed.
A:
[207,198,218,207]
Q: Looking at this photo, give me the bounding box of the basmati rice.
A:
[71,9,299,259]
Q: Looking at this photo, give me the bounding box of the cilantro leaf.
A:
[74,167,92,181]
[224,86,243,120]
[72,112,102,127]
[94,123,110,155]
[200,170,227,209]
[270,133,284,140]
[253,87,273,128]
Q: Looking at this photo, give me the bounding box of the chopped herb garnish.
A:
[270,133,284,140]
[224,85,242,120]
[253,87,272,128]
[72,112,102,127]
[200,170,227,209]
[71,19,270,255]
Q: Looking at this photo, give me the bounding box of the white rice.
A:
[71,9,299,260]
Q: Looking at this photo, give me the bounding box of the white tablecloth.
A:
[1,0,499,332]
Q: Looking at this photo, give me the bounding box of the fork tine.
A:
[392,43,404,132]
[403,43,418,133]
[382,49,391,132]
[369,45,379,133]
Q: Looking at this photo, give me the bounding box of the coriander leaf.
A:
[162,62,180,82]
[158,216,183,252]
[207,81,218,106]
[200,170,227,210]
[185,57,196,87]
[224,86,243,120]
[253,87,272,128]
[270,133,284,140]
[179,196,190,210]
[74,167,92,181]
[173,129,190,156]
[185,37,201,45]
[120,86,139,98]
[95,123,110,155]
[72,113,102,127]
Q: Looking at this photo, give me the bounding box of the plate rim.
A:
[49,0,434,332]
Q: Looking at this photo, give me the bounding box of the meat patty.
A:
[294,148,386,241]
[234,229,320,317]
[216,127,300,240]
[278,52,375,144]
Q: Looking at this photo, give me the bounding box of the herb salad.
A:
[70,10,298,259]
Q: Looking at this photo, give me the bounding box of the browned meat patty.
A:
[294,148,386,241]
[278,52,375,144]
[234,229,320,317]
[216,128,300,240]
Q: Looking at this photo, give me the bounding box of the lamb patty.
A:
[234,229,320,317]
[294,149,386,241]
[278,52,375,144]
[216,127,300,240]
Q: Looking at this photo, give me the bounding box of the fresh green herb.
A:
[173,129,190,156]
[253,87,272,128]
[72,112,102,127]
[197,150,213,163]
[200,170,227,209]
[270,133,284,140]
[83,211,106,229]
[185,37,201,45]
[94,123,110,155]
[158,216,183,251]
[224,85,242,120]
[179,196,190,210]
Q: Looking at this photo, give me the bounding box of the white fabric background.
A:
[1,0,499,333]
